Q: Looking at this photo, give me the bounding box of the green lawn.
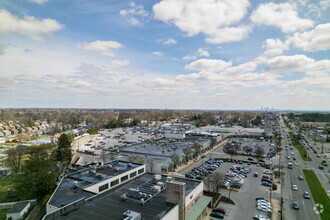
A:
[283,118,292,130]
[0,174,18,203]
[289,132,312,161]
[303,169,330,220]
[0,209,9,220]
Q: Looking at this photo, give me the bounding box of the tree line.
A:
[5,133,73,200]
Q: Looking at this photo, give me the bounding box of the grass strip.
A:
[303,169,330,220]
[289,132,312,161]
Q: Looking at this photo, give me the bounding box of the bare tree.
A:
[127,154,135,162]
[100,151,107,164]
[182,147,192,163]
[255,147,265,160]
[145,158,155,172]
[192,142,202,158]
[224,144,240,160]
[6,146,26,174]
[211,172,224,194]
[243,146,252,155]
[210,138,217,149]
[136,156,145,164]
[170,153,181,169]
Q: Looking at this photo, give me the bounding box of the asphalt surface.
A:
[280,119,320,220]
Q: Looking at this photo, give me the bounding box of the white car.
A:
[287,156,290,159]
[292,185,298,191]
[257,206,272,213]
[291,151,294,155]
[295,161,299,166]
[263,169,273,175]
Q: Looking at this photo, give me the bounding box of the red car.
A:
[213,207,226,215]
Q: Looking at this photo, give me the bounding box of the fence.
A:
[0,200,36,210]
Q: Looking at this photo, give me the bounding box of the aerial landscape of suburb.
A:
[0,0,329,220]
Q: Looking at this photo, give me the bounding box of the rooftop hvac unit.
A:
[166,176,173,182]
[152,185,161,193]
[107,164,112,169]
[123,210,141,220]
[95,173,104,179]
[127,163,132,167]
[156,182,165,190]
[89,170,96,175]
[153,174,161,183]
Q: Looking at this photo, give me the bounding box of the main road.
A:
[280,119,319,220]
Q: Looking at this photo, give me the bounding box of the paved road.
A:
[280,119,320,220]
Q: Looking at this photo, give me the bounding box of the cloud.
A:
[0,9,63,41]
[120,2,149,25]
[0,43,6,55]
[287,23,330,52]
[109,60,130,67]
[185,59,232,72]
[153,0,251,44]
[262,38,289,56]
[250,2,314,33]
[205,25,252,44]
[79,40,123,57]
[29,0,49,4]
[152,51,163,56]
[183,55,197,60]
[163,38,177,44]
[320,0,330,10]
[197,48,210,57]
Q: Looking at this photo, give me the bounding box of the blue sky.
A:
[0,0,329,110]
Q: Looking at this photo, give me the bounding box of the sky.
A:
[0,0,329,110]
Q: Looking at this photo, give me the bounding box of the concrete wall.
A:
[185,181,203,210]
[161,204,179,220]
[84,165,146,193]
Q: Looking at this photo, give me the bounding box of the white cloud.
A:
[120,2,149,25]
[197,48,210,57]
[29,0,49,4]
[183,55,197,60]
[206,25,252,44]
[262,38,289,56]
[79,40,123,57]
[152,51,163,56]
[109,60,130,67]
[153,0,251,44]
[185,59,232,72]
[163,38,177,44]
[287,23,330,52]
[250,2,314,33]
[0,9,63,41]
[320,0,330,10]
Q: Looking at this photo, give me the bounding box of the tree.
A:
[6,145,26,174]
[211,172,223,194]
[127,154,135,162]
[131,118,141,126]
[136,156,145,164]
[170,153,181,169]
[255,147,265,160]
[182,147,192,163]
[252,116,262,126]
[210,138,217,149]
[192,143,202,158]
[87,127,98,135]
[225,144,240,160]
[16,144,57,200]
[15,133,30,142]
[145,158,155,172]
[100,151,107,164]
[243,146,252,155]
[56,133,72,164]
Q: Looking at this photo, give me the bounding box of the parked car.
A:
[256,197,267,201]
[212,207,226,214]
[262,181,272,187]
[210,212,224,219]
[248,157,254,161]
[254,172,259,177]
[201,155,206,158]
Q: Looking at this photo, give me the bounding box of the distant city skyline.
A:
[0,0,329,110]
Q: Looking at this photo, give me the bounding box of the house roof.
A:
[7,201,30,214]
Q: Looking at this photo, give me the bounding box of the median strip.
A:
[288,132,312,161]
[303,169,330,220]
